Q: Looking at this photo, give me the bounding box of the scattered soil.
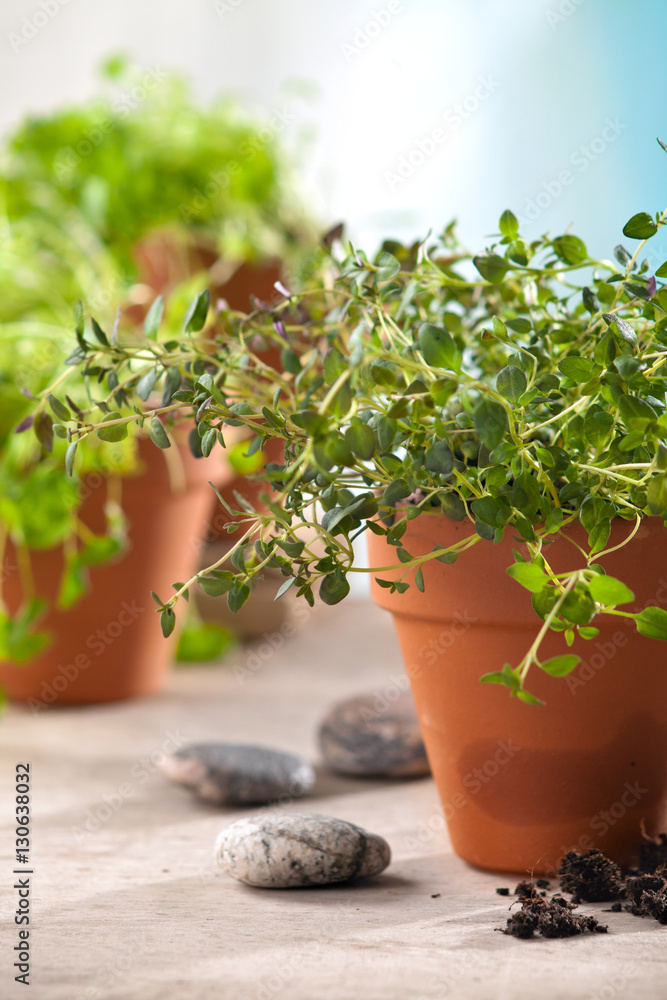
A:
[496,836,667,938]
[500,891,607,939]
[558,850,625,902]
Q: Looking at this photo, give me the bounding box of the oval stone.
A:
[159,743,315,805]
[215,813,391,887]
[318,691,430,778]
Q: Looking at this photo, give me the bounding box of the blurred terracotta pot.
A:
[368,513,667,874]
[125,228,282,324]
[0,433,232,706]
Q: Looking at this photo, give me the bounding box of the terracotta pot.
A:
[195,541,297,640]
[368,513,667,874]
[0,434,233,706]
[124,229,282,325]
[205,435,284,540]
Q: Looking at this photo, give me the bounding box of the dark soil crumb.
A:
[625,874,666,910]
[605,902,623,913]
[558,850,625,902]
[624,873,667,921]
[514,880,539,900]
[496,887,510,896]
[640,891,667,924]
[536,879,550,889]
[639,833,667,875]
[500,895,608,939]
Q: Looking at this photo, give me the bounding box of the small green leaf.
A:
[48,394,71,422]
[552,235,588,265]
[439,493,466,522]
[74,299,84,338]
[144,295,164,340]
[227,581,251,614]
[604,313,638,349]
[540,654,580,677]
[496,365,527,404]
[589,518,611,555]
[293,410,330,439]
[584,406,614,449]
[424,441,454,475]
[499,209,519,240]
[516,690,545,706]
[345,421,376,460]
[622,212,658,241]
[183,289,210,334]
[175,622,236,663]
[319,569,350,605]
[648,473,667,516]
[57,557,87,609]
[512,472,541,518]
[275,577,296,601]
[149,416,171,449]
[161,368,182,407]
[560,587,596,625]
[160,607,176,637]
[136,368,159,401]
[34,412,54,452]
[323,348,346,383]
[201,427,217,457]
[473,397,508,450]
[79,535,122,566]
[418,323,460,371]
[618,394,656,430]
[473,253,510,283]
[199,572,234,597]
[65,441,78,477]
[97,411,128,442]
[583,286,600,313]
[506,562,550,593]
[281,348,302,375]
[558,356,595,383]
[480,671,507,685]
[471,496,507,527]
[90,317,109,346]
[544,508,563,534]
[383,478,412,505]
[587,575,634,606]
[636,606,667,639]
[375,251,401,283]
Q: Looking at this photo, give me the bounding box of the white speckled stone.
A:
[159,744,315,805]
[215,813,392,888]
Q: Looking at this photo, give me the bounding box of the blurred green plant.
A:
[0,57,316,667]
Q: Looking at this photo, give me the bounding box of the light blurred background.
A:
[1,0,666,259]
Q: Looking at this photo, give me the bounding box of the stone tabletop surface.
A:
[1,600,665,1000]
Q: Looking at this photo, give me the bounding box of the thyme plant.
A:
[35,208,667,702]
